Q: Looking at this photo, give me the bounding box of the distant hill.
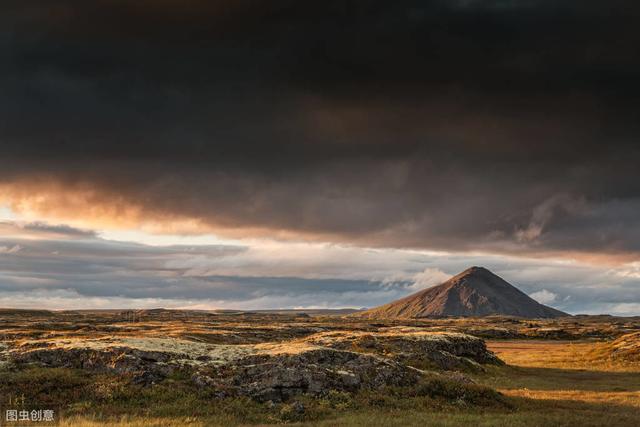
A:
[358,266,568,319]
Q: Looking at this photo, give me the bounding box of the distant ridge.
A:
[358,267,568,319]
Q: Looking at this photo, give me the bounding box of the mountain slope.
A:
[359,267,568,319]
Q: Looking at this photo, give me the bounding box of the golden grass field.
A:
[1,311,639,426]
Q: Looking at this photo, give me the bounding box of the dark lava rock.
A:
[302,330,503,371]
[197,347,422,402]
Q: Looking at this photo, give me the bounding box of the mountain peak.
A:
[458,266,492,277]
[358,267,568,319]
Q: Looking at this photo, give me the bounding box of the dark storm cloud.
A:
[1,1,640,255]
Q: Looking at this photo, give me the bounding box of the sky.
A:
[1,1,639,314]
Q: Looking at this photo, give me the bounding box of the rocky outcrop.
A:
[13,340,422,400]
[301,330,503,371]
[9,331,501,401]
[11,338,253,385]
[196,347,422,402]
[13,346,180,385]
[465,327,523,340]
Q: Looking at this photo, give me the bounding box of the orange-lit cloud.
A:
[1,174,640,267]
[0,178,205,234]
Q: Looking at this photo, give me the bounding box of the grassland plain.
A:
[0,310,638,426]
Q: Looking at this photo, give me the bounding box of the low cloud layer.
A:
[1,221,639,314]
[529,289,558,305]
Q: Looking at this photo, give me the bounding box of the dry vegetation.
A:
[0,309,639,426]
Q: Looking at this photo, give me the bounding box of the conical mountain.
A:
[359,267,568,318]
